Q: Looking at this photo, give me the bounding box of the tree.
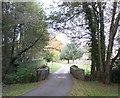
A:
[50,2,105,78]
[104,2,120,84]
[52,55,60,62]
[48,1,119,84]
[2,2,49,79]
[82,2,99,78]
[60,42,83,64]
[82,2,106,80]
[44,52,54,62]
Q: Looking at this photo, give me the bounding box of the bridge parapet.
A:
[70,65,84,80]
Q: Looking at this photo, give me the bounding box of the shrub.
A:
[44,52,54,62]
[84,74,96,81]
[111,66,120,83]
[4,73,17,84]
[16,66,37,83]
[52,55,60,62]
[3,60,46,85]
[85,69,91,75]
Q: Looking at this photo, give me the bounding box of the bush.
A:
[4,73,17,84]
[3,60,46,85]
[16,66,37,83]
[85,69,91,75]
[52,55,60,62]
[84,74,96,81]
[44,52,53,62]
[111,66,120,83]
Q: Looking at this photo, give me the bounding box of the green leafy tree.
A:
[2,2,49,79]
[44,52,54,62]
[60,42,82,64]
[52,55,60,62]
[49,2,119,84]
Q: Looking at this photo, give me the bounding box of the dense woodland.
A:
[2,2,49,83]
[2,1,120,85]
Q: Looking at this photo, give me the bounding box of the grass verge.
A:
[2,78,48,96]
[57,61,91,74]
[2,62,61,96]
[47,63,61,73]
[70,76,118,96]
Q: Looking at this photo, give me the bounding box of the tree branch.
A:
[111,48,120,66]
[9,37,41,65]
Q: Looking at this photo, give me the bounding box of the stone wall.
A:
[35,65,49,81]
[70,65,84,80]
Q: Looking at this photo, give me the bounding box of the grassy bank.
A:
[3,61,62,96]
[2,62,61,96]
[47,63,61,73]
[70,76,118,96]
[2,78,48,96]
[58,61,118,96]
[57,60,91,74]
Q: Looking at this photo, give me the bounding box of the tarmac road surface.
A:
[17,63,73,97]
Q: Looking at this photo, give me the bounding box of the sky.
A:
[39,0,89,47]
[56,33,70,45]
[39,0,94,48]
[38,0,119,55]
[39,0,70,45]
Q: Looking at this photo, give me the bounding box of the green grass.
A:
[47,63,61,73]
[20,59,46,68]
[2,79,48,96]
[58,60,118,96]
[2,61,61,96]
[57,60,91,74]
[70,76,118,96]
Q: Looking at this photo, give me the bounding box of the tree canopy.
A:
[2,2,49,79]
[48,2,120,84]
[60,41,83,63]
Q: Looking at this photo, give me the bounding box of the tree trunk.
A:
[67,59,70,64]
[99,2,105,81]
[2,37,41,80]
[91,61,96,76]
[111,48,120,67]
[73,59,74,63]
[92,2,103,80]
[97,29,103,80]
[105,2,120,84]
[83,2,98,78]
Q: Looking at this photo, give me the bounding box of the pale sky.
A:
[39,0,70,45]
[56,33,70,45]
[39,0,119,55]
[39,0,89,46]
[47,28,70,45]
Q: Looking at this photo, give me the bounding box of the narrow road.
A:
[18,63,72,96]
